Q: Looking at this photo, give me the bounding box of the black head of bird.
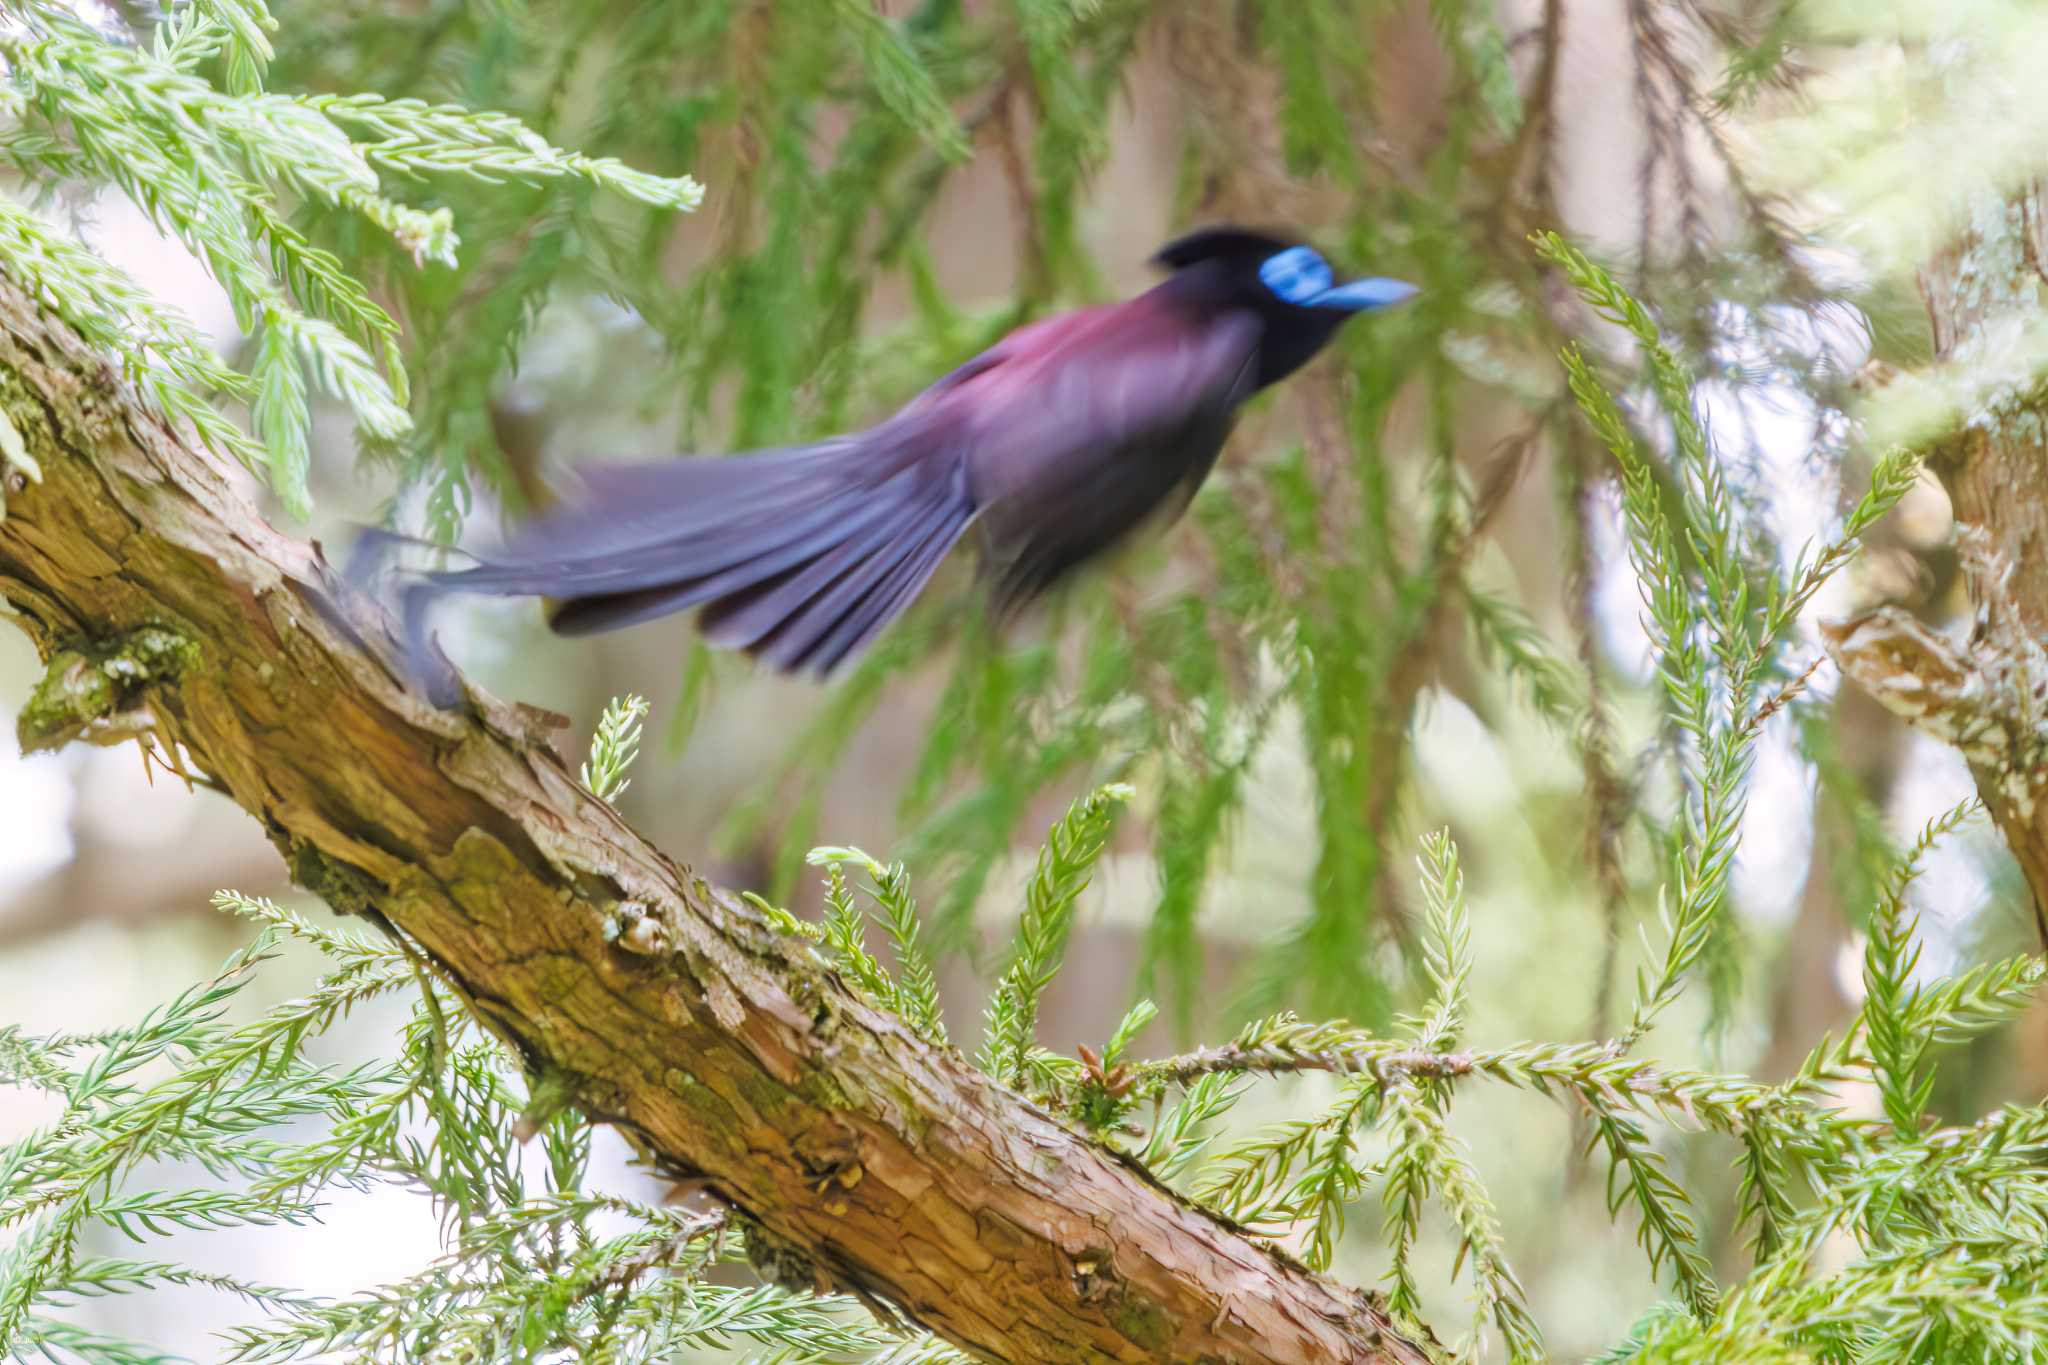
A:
[1151,227,1419,388]
[400,226,1415,693]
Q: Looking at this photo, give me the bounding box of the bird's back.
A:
[925,290,1262,612]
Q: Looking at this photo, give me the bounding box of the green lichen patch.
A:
[16,624,198,754]
[1106,1292,1174,1352]
[288,841,386,918]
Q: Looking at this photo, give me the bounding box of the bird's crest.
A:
[1151,226,1302,271]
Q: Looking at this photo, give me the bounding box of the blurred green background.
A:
[4,0,2043,1358]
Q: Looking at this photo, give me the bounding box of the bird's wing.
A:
[931,296,1264,614]
[420,420,978,676]
[412,295,1258,680]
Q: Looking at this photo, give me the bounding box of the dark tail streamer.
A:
[366,439,976,703]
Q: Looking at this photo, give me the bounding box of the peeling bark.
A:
[1820,529,2048,797]
[0,275,1434,1363]
[1841,194,2048,920]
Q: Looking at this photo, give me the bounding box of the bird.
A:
[392,227,1416,691]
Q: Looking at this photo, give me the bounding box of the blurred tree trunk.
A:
[1829,191,2048,928]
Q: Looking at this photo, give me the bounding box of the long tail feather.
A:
[785,493,967,672]
[419,440,974,677]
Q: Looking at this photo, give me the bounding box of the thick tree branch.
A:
[1826,195,2048,923]
[0,276,1431,1363]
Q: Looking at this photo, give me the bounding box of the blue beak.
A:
[1313,277,1420,312]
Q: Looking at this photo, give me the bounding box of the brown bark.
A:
[1918,214,2048,914]
[0,277,1432,1362]
[1826,199,2048,926]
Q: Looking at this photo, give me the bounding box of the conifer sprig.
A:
[809,847,950,1046]
[580,693,650,803]
[1534,231,1919,1045]
[8,755,2040,1361]
[978,782,1132,1086]
[0,892,963,1364]
[0,2,701,517]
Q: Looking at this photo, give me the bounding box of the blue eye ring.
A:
[1259,246,1334,305]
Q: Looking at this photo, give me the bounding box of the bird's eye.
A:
[1258,246,1332,305]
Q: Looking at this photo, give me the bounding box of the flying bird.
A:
[397,227,1415,688]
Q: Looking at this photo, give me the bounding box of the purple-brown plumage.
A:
[406,226,1414,686]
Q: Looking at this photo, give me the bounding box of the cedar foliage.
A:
[2,1,2045,1362]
